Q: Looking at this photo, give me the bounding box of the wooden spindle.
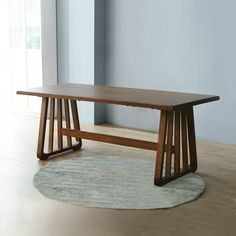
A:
[37,97,48,158]
[57,98,63,149]
[155,111,168,181]
[48,98,55,152]
[174,109,180,174]
[70,100,81,142]
[186,107,197,171]
[64,99,72,146]
[181,109,188,171]
[165,111,173,178]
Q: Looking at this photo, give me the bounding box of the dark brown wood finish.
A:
[36,97,82,160]
[17,84,220,186]
[37,97,48,160]
[155,110,168,181]
[48,98,55,153]
[64,99,72,146]
[181,110,188,171]
[62,129,157,151]
[166,111,173,178]
[174,110,181,174]
[154,108,201,186]
[186,107,198,171]
[17,83,220,111]
[70,100,82,145]
[57,98,63,149]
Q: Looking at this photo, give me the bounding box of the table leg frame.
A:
[154,107,197,186]
[37,97,198,186]
[37,97,82,160]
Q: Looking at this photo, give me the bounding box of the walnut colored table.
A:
[17,84,219,186]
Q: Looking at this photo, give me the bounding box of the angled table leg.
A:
[154,107,198,186]
[37,97,49,160]
[70,100,82,150]
[37,97,82,160]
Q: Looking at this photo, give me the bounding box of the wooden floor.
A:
[0,113,235,236]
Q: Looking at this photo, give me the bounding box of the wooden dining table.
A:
[17,83,220,186]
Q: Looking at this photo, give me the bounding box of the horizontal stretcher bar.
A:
[61,128,175,152]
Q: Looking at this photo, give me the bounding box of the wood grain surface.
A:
[17,83,220,110]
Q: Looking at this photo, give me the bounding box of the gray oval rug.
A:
[33,156,205,209]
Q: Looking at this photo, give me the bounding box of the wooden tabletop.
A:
[17,83,220,110]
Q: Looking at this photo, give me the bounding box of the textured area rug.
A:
[34,156,205,209]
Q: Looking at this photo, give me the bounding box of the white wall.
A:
[41,0,57,86]
[105,0,236,144]
[57,0,95,123]
[57,0,106,124]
